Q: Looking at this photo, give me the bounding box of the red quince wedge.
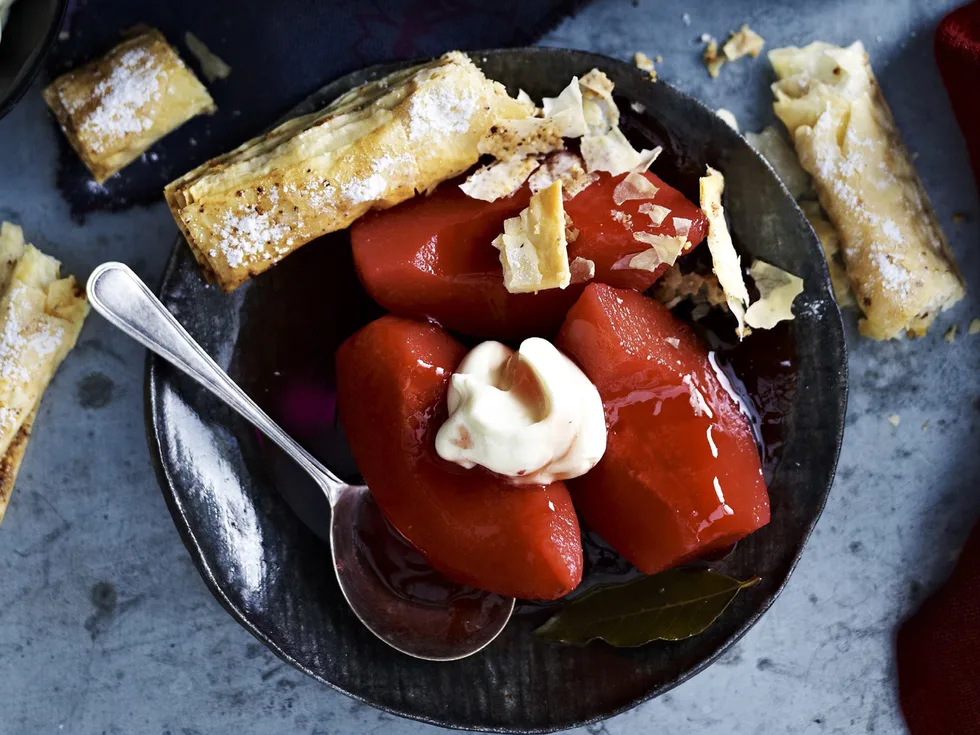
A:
[336,314,583,600]
[556,283,770,574]
[349,171,707,339]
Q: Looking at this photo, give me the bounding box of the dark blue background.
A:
[46,0,582,219]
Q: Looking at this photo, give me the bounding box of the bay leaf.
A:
[534,569,760,646]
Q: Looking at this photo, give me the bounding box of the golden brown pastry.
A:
[0,223,89,524]
[770,41,965,339]
[164,52,529,292]
[43,28,215,183]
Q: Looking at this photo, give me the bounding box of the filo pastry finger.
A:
[0,224,88,524]
[164,52,529,292]
[770,41,965,339]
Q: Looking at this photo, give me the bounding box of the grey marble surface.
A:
[1,0,978,733]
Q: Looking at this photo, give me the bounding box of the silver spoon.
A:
[86,262,515,661]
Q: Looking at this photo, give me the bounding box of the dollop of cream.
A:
[435,338,606,485]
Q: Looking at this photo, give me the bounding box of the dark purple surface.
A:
[45,0,585,220]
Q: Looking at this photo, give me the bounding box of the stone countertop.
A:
[1,0,978,733]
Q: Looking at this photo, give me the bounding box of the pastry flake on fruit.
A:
[492,180,571,294]
[165,51,529,292]
[459,155,541,202]
[540,77,590,139]
[627,233,687,270]
[639,202,671,226]
[673,217,693,241]
[528,151,596,199]
[700,166,751,334]
[581,128,658,176]
[0,223,88,525]
[612,171,660,205]
[434,338,606,485]
[569,257,595,284]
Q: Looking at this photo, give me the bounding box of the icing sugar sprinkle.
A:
[344,173,387,205]
[212,191,290,269]
[343,154,413,204]
[0,283,64,437]
[408,85,477,140]
[76,48,165,151]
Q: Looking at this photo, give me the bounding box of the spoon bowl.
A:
[330,484,515,660]
[86,262,514,662]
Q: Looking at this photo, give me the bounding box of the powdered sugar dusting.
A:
[344,173,387,205]
[75,48,166,152]
[343,153,413,204]
[408,85,477,140]
[880,218,904,244]
[0,283,65,436]
[809,106,916,300]
[284,179,335,209]
[211,191,291,269]
[872,252,911,296]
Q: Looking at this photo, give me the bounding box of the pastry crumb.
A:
[952,212,967,223]
[921,421,929,432]
[184,32,232,82]
[723,25,765,61]
[887,414,901,427]
[654,266,728,311]
[944,324,957,343]
[633,52,658,81]
[682,12,691,25]
[968,318,980,335]
[703,39,725,78]
[634,52,654,71]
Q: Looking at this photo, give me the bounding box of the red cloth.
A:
[898,524,980,733]
[896,7,980,732]
[935,0,980,189]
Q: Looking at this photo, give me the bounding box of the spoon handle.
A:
[87,262,346,504]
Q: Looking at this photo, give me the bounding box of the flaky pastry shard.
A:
[770,41,964,338]
[492,180,571,293]
[0,223,88,524]
[43,28,215,183]
[165,52,529,292]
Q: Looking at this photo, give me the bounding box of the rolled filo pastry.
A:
[770,41,964,339]
[164,52,529,292]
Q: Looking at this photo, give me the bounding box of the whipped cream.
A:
[435,338,606,485]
